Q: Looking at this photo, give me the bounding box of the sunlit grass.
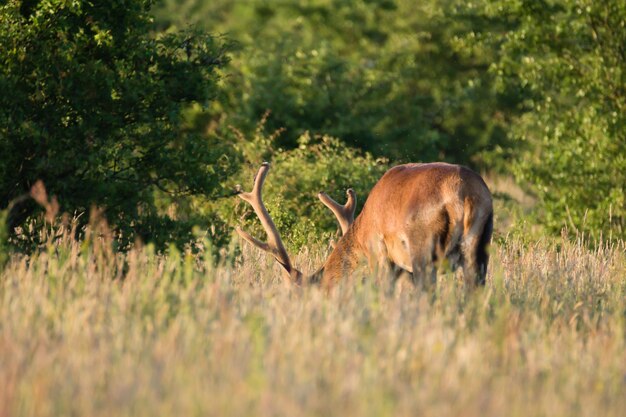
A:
[1,232,625,417]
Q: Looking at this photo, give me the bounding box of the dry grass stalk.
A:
[0,228,624,417]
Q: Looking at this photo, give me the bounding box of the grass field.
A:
[1,231,625,417]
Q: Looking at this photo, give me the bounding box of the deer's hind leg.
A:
[407,234,438,290]
[442,209,464,274]
[475,212,493,285]
[460,207,493,287]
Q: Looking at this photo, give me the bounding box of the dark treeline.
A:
[0,0,624,251]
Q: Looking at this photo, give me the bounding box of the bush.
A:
[207,123,389,249]
[0,0,238,247]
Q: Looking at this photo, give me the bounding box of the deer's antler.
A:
[236,163,301,282]
[318,188,356,235]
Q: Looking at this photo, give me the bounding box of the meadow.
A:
[1,228,624,417]
[2,1,625,416]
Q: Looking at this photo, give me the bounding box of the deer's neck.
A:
[310,218,366,285]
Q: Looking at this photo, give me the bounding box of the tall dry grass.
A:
[0,230,625,417]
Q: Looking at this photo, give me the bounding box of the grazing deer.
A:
[236,162,493,288]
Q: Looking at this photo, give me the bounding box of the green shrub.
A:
[0,0,238,247]
[209,126,389,249]
[460,0,626,240]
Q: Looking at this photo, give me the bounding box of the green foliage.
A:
[214,125,388,249]
[2,0,623,250]
[261,134,388,248]
[154,0,515,165]
[0,0,238,246]
[460,0,626,239]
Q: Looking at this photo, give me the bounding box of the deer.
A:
[235,162,493,289]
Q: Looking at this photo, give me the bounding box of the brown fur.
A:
[315,163,493,287]
[238,162,493,289]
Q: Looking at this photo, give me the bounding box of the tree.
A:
[0,0,238,246]
[153,0,515,167]
[461,0,626,239]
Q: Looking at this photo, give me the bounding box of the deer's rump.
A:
[356,163,493,279]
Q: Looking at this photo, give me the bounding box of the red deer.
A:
[236,162,493,288]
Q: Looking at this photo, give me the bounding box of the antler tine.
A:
[344,188,356,216]
[236,163,295,278]
[317,188,357,235]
